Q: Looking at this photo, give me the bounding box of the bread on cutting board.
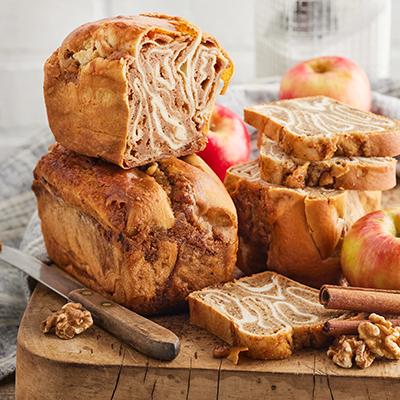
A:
[224,160,381,287]
[33,144,238,315]
[259,137,397,190]
[188,271,351,360]
[245,96,400,161]
[44,14,233,168]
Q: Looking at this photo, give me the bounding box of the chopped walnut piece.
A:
[212,344,248,365]
[41,302,93,339]
[358,313,400,360]
[145,162,158,176]
[327,335,375,369]
[338,276,349,287]
[327,336,357,368]
[285,163,309,188]
[354,341,375,369]
[318,171,335,187]
[213,344,231,359]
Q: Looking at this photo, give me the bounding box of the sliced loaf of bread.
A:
[259,137,397,190]
[224,160,381,287]
[188,271,351,360]
[245,96,400,161]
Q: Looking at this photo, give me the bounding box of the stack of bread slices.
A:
[227,96,400,288]
[34,14,239,316]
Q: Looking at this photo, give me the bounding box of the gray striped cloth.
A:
[1,79,400,380]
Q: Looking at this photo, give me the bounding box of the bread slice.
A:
[260,137,397,190]
[188,271,350,360]
[245,96,400,161]
[44,14,233,168]
[224,160,381,287]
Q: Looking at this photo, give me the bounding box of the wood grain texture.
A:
[16,284,400,400]
[14,186,400,400]
[68,288,180,361]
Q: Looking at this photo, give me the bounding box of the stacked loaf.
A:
[226,96,399,287]
[34,14,238,315]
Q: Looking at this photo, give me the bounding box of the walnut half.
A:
[41,302,93,339]
[358,313,400,360]
[328,314,400,369]
[327,335,375,369]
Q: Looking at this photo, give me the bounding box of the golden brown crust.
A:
[44,15,233,168]
[224,161,381,287]
[198,30,233,94]
[44,51,130,166]
[33,145,238,315]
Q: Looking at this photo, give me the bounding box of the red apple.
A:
[198,104,250,181]
[341,209,400,289]
[280,56,371,111]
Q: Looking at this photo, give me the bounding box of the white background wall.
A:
[391,0,400,75]
[0,0,399,156]
[0,0,256,157]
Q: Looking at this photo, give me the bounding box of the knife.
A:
[0,244,180,361]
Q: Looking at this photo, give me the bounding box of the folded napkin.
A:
[1,79,400,380]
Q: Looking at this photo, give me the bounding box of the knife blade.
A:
[0,244,180,361]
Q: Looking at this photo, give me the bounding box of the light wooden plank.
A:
[14,184,400,399]
[15,282,400,400]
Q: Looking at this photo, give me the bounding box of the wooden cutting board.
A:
[16,188,400,400]
[15,285,400,400]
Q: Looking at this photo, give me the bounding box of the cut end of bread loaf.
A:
[260,138,397,190]
[245,96,400,160]
[224,160,381,287]
[188,271,349,360]
[44,14,233,168]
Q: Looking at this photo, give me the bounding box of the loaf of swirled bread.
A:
[224,160,381,287]
[44,14,233,168]
[33,145,238,315]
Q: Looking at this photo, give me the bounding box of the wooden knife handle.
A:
[68,288,180,361]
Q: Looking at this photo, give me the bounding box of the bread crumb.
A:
[213,344,248,365]
[213,345,230,358]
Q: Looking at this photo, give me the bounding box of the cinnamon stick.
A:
[323,319,400,337]
[319,285,400,314]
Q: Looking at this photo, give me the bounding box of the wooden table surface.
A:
[2,181,400,399]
